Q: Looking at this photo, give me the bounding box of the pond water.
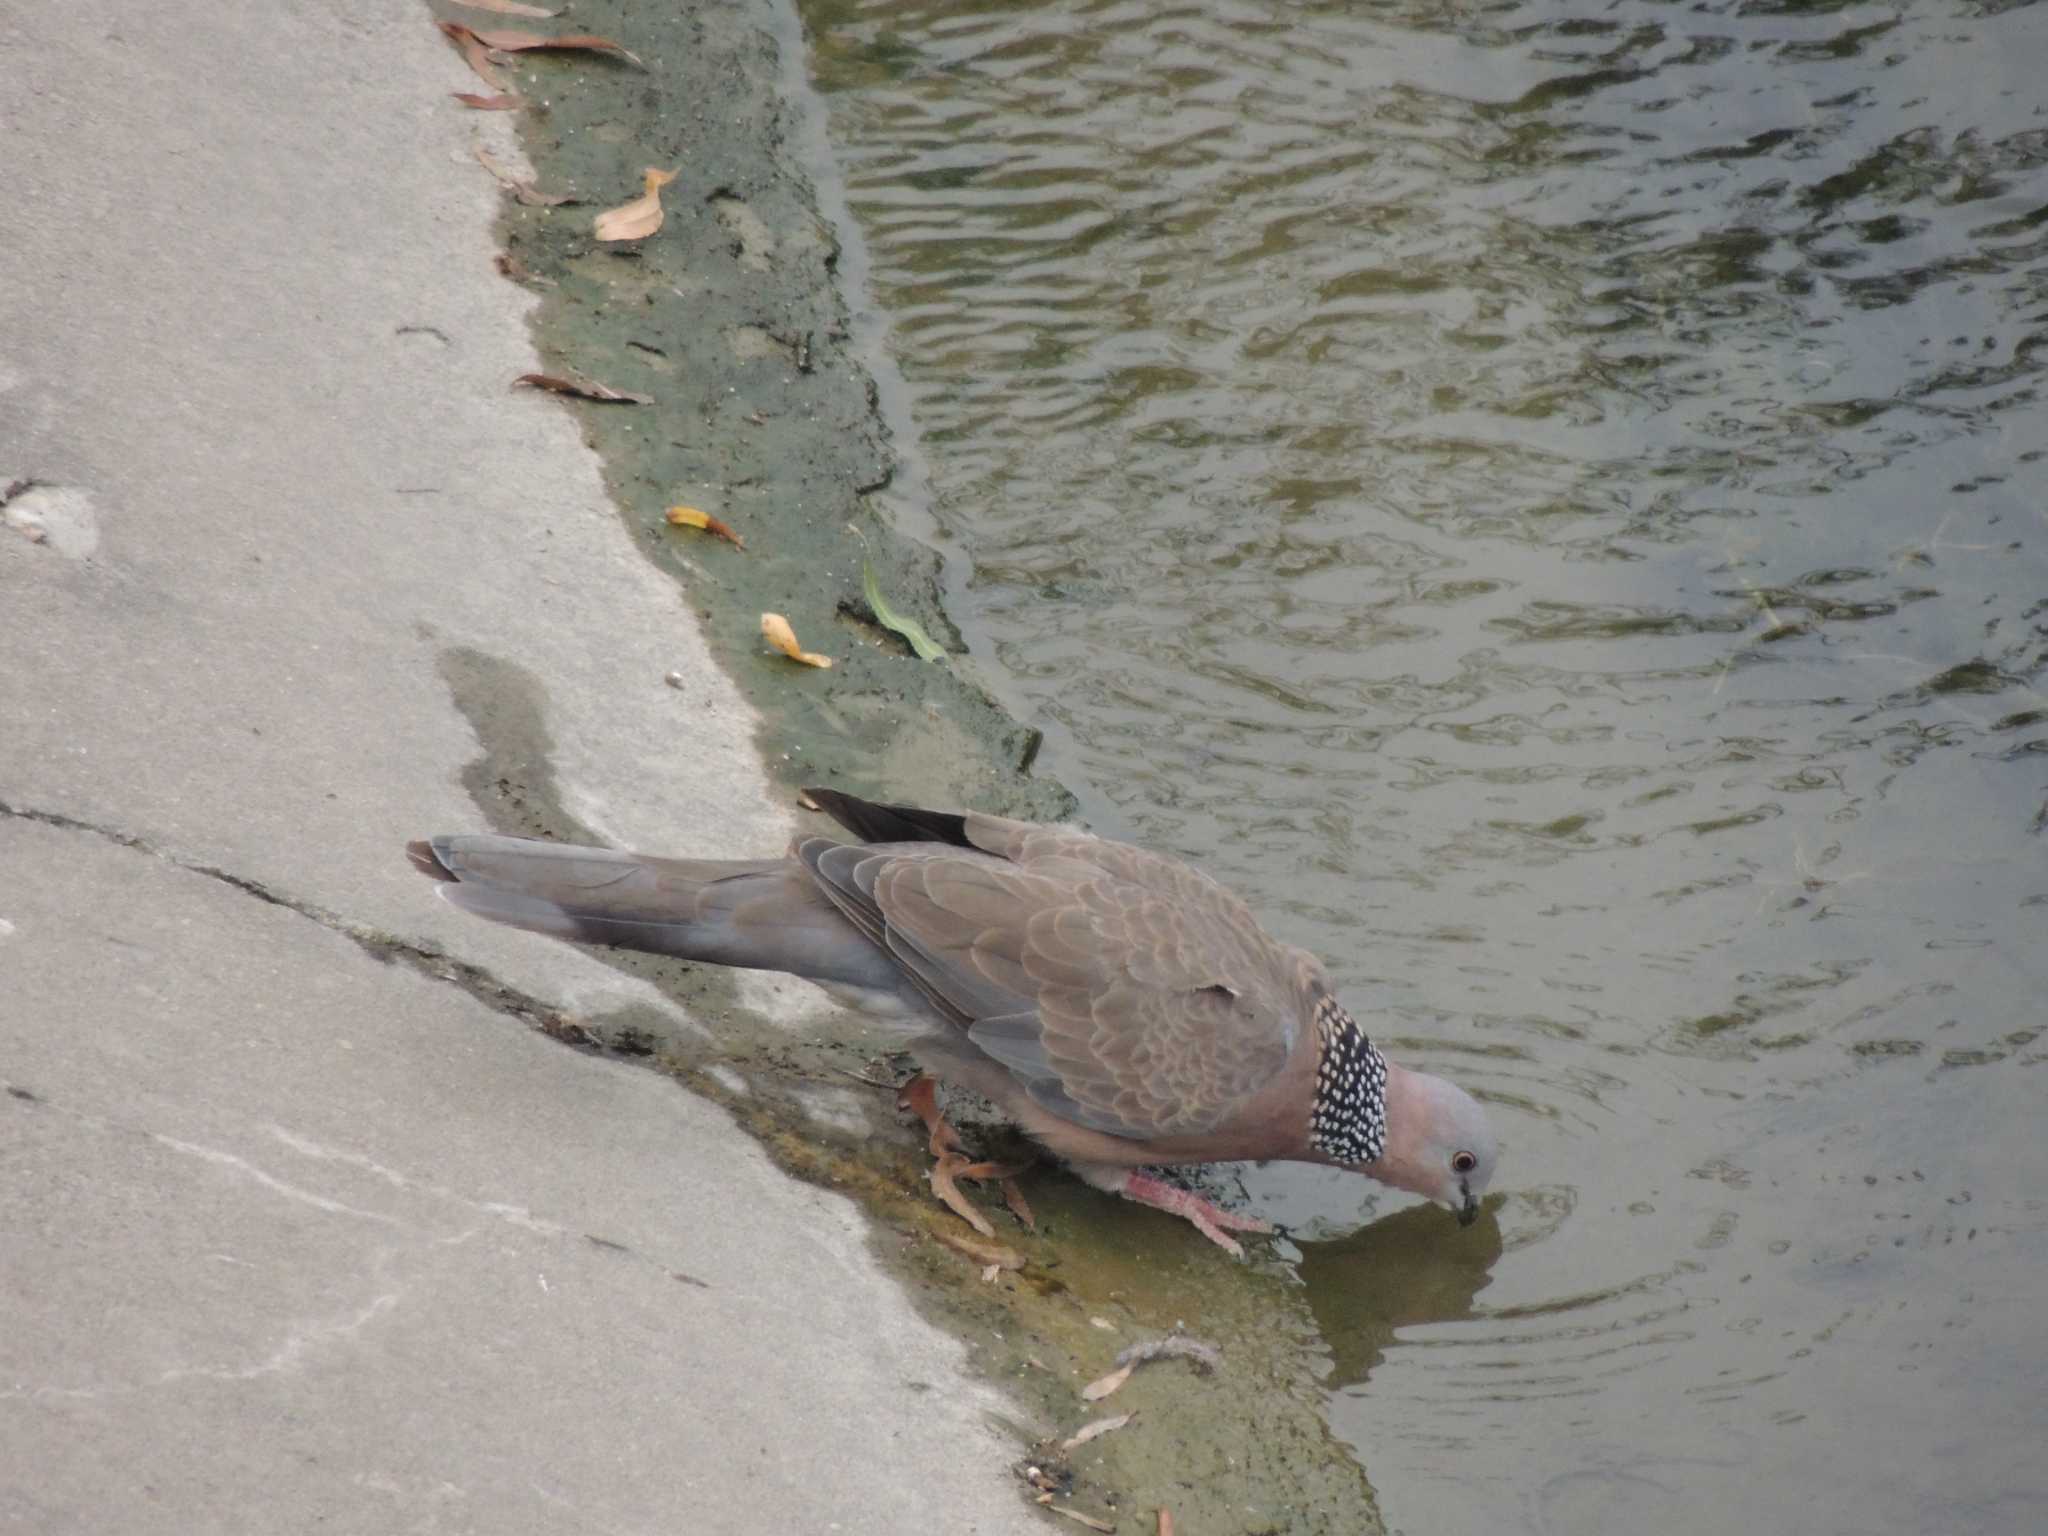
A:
[797,1,2048,1530]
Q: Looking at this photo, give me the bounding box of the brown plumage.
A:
[409,788,1499,1251]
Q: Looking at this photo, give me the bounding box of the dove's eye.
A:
[1451,1150,1477,1174]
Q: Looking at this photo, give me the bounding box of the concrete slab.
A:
[1,818,1031,1534]
[0,2,1040,1530]
[0,0,772,1015]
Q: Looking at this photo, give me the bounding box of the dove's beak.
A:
[1456,1184,1479,1227]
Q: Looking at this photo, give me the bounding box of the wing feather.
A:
[795,806,1319,1141]
[835,832,1312,1140]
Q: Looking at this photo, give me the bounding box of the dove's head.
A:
[1307,1001,1499,1224]
[1375,1061,1499,1226]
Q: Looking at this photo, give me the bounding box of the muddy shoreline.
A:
[430,0,1391,1528]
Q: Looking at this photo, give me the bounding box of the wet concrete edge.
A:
[425,0,1388,1528]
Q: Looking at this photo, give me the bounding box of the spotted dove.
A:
[408,789,1498,1250]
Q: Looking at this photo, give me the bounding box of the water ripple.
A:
[807,0,2048,1528]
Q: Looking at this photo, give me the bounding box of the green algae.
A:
[441,3,1064,821]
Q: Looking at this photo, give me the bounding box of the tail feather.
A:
[801,788,972,849]
[410,834,904,992]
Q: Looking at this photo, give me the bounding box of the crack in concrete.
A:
[0,794,569,1033]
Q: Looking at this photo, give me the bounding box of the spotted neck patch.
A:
[1309,997,1388,1165]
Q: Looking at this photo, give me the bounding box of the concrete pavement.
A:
[0,2,1037,1529]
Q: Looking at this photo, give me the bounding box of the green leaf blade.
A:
[862,560,948,662]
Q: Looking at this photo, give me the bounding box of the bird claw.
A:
[954,1158,1032,1183]
[1116,1170,1273,1256]
[900,1073,1038,1234]
[929,1151,996,1237]
[896,1071,964,1157]
[998,1175,1037,1232]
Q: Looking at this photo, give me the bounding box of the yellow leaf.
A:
[594,167,677,242]
[666,505,745,548]
[760,613,832,668]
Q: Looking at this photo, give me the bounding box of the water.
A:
[797,1,2048,1530]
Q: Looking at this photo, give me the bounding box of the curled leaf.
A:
[467,28,643,65]
[474,145,575,206]
[1080,1363,1134,1402]
[760,613,832,669]
[667,505,745,548]
[451,0,558,15]
[437,21,513,94]
[595,167,678,242]
[514,372,651,404]
[1048,1508,1116,1533]
[1060,1413,1133,1454]
[861,560,947,661]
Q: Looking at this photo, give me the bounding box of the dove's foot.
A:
[896,1072,1036,1236]
[1082,1165,1275,1257]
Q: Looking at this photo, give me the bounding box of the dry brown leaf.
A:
[494,251,551,285]
[454,91,522,111]
[451,0,558,16]
[1080,1334,1222,1403]
[1049,1508,1116,1533]
[474,145,574,205]
[932,1228,1024,1271]
[515,371,652,404]
[1060,1414,1133,1454]
[760,613,832,669]
[666,505,745,548]
[468,28,644,65]
[1080,1363,1134,1402]
[595,167,677,242]
[437,21,511,92]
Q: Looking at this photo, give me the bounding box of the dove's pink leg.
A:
[1081,1166,1274,1257]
